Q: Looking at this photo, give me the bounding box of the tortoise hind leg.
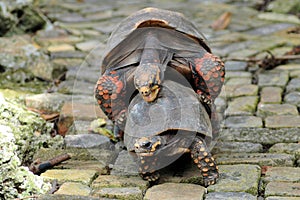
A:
[191,136,218,187]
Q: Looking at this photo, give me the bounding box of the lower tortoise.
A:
[124,80,218,187]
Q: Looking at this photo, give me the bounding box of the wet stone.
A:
[216,153,294,167]
[208,164,260,195]
[284,92,300,106]
[224,61,248,71]
[260,87,283,104]
[213,141,263,154]
[269,143,300,159]
[225,116,263,128]
[286,78,300,93]
[94,187,143,200]
[257,104,298,118]
[219,128,300,145]
[221,85,258,98]
[225,96,259,116]
[265,116,300,128]
[144,183,205,200]
[111,150,139,176]
[41,169,98,185]
[258,70,289,88]
[64,134,112,149]
[265,182,300,197]
[267,0,300,14]
[55,182,91,196]
[91,175,149,191]
[264,167,300,183]
[205,192,257,200]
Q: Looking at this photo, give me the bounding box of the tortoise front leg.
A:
[191,136,219,187]
[137,155,160,182]
[95,70,127,139]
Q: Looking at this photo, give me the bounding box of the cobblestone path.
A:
[6,0,300,199]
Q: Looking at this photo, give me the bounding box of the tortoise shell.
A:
[124,80,212,152]
[101,7,210,73]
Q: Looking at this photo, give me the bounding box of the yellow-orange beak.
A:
[139,85,160,102]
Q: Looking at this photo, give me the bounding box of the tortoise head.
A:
[134,63,162,102]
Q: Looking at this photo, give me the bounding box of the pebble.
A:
[216,153,294,167]
[219,128,300,145]
[284,92,300,106]
[258,70,289,88]
[263,167,300,182]
[208,164,260,195]
[286,78,300,93]
[144,183,205,200]
[224,61,248,71]
[225,96,259,116]
[225,116,262,128]
[41,169,98,185]
[269,143,300,158]
[64,134,112,149]
[55,182,91,196]
[205,192,257,200]
[265,182,300,197]
[110,150,139,176]
[257,103,298,118]
[213,141,263,154]
[94,187,143,200]
[260,87,283,104]
[265,115,300,128]
[47,44,75,52]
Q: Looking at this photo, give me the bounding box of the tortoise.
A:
[124,80,218,187]
[95,7,225,138]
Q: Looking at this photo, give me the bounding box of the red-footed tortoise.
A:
[95,7,225,138]
[124,80,218,187]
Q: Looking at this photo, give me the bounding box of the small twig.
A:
[29,153,71,175]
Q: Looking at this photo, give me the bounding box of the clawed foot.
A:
[140,171,160,182]
[203,170,219,187]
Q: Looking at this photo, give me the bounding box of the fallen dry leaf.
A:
[211,12,232,30]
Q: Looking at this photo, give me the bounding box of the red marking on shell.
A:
[105,108,112,114]
[97,85,103,90]
[213,72,219,78]
[103,103,109,108]
[97,100,102,104]
[213,86,220,92]
[103,94,109,100]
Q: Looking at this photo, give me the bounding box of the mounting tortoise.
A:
[125,80,218,187]
[95,7,225,138]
